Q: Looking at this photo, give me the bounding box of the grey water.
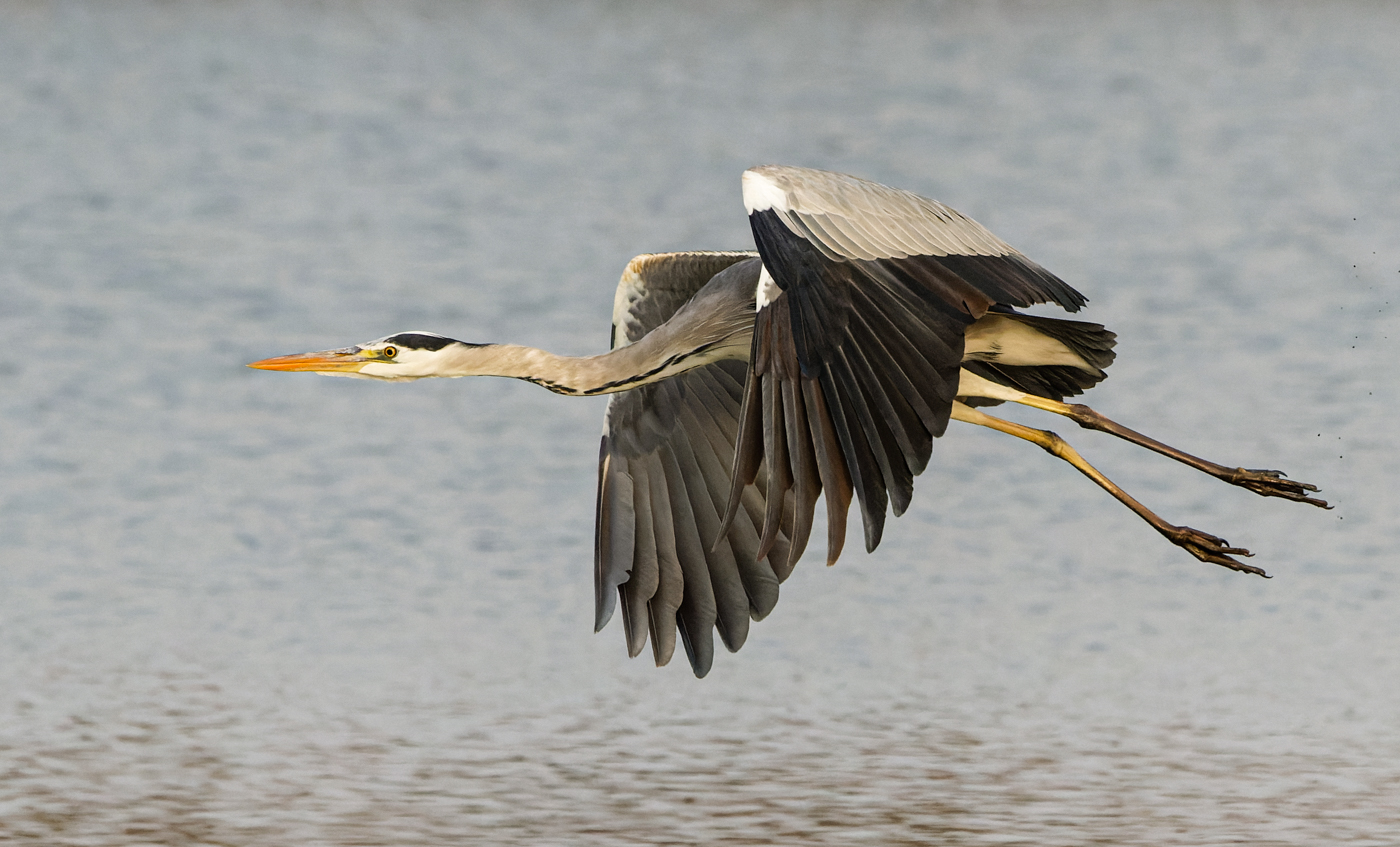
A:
[2,2,1398,844]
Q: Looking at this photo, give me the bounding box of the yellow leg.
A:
[1007,394,1328,508]
[950,402,1268,576]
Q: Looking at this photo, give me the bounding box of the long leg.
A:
[950,402,1268,577]
[957,371,1328,508]
[1013,395,1328,507]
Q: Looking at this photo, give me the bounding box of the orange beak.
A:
[247,348,370,373]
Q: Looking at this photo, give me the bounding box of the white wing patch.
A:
[755,264,782,310]
[742,169,791,213]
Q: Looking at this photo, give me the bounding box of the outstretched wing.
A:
[723,165,1090,571]
[596,252,794,678]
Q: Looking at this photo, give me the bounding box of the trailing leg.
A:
[957,370,1328,508]
[950,402,1268,576]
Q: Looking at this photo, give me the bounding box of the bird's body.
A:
[251,165,1326,677]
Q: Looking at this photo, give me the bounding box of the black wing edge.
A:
[719,209,1089,571]
[596,362,790,677]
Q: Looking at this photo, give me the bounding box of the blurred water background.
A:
[2,2,1398,844]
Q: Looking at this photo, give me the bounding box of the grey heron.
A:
[250,165,1327,677]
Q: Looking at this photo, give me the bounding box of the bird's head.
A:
[248,332,477,381]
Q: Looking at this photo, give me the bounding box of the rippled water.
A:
[2,2,1398,844]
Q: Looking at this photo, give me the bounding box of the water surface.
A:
[2,2,1397,844]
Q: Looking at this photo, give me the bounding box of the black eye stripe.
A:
[383,333,455,351]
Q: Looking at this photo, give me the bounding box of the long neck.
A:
[429,264,758,394]
[442,329,750,396]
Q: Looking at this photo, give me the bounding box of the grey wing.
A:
[724,165,1091,571]
[595,252,792,678]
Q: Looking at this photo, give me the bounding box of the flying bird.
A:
[250,165,1327,677]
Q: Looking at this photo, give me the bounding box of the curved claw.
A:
[1229,468,1330,509]
[1165,525,1270,578]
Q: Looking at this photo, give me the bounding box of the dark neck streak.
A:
[454,269,758,394]
[460,329,750,396]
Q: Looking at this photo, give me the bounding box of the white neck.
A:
[421,333,749,395]
[366,266,759,393]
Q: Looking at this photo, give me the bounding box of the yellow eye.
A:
[381,346,398,359]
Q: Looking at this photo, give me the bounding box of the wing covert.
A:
[743,164,1087,312]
